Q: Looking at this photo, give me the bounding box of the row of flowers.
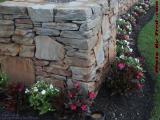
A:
[0,71,96,118]
[106,1,151,95]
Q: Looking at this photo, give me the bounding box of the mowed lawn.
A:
[0,0,5,2]
[137,1,160,120]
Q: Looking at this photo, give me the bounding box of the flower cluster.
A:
[25,81,60,115]
[64,82,96,114]
[107,1,150,95]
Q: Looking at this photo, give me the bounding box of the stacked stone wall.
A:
[0,0,139,91]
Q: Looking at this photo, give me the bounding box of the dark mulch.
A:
[0,6,155,120]
[94,6,155,120]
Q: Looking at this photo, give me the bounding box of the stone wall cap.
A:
[0,1,104,10]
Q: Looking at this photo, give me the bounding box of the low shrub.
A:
[25,81,60,115]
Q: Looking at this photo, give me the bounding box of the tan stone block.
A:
[0,56,35,86]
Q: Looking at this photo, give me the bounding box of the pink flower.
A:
[81,104,87,111]
[70,104,77,111]
[88,92,96,100]
[68,92,74,98]
[16,83,24,93]
[74,82,80,89]
[136,72,144,79]
[136,83,144,89]
[117,63,125,70]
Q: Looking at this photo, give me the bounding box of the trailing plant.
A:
[25,81,60,115]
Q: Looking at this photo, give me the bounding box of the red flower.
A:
[68,92,74,98]
[74,82,80,90]
[88,92,96,100]
[16,83,24,93]
[124,35,129,40]
[136,72,144,79]
[70,104,77,111]
[81,104,87,111]
[136,83,144,89]
[117,63,125,70]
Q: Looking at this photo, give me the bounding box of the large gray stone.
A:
[0,38,11,43]
[0,31,14,37]
[60,30,94,39]
[55,7,92,21]
[12,36,34,45]
[102,15,111,41]
[27,4,55,22]
[0,43,19,56]
[56,36,97,50]
[0,20,14,37]
[35,28,60,36]
[35,36,65,60]
[79,16,101,31]
[94,38,105,66]
[0,5,27,15]
[70,66,95,81]
[0,20,14,26]
[42,22,79,30]
[19,45,35,57]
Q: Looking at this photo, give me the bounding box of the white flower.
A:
[139,6,142,9]
[34,87,38,92]
[50,84,53,89]
[119,18,123,21]
[128,14,131,16]
[121,46,124,49]
[137,66,143,71]
[119,55,125,59]
[41,90,46,95]
[135,58,139,63]
[25,89,29,94]
[124,40,129,46]
[129,32,131,34]
[127,25,130,29]
[55,88,59,92]
[129,48,133,52]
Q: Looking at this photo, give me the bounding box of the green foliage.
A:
[25,81,60,115]
[0,72,8,88]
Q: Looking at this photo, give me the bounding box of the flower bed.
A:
[0,0,153,120]
[106,0,151,95]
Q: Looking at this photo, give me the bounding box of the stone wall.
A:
[0,0,139,91]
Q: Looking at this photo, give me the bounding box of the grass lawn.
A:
[0,0,5,2]
[137,1,160,120]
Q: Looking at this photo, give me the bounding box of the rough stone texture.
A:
[0,0,138,91]
[42,22,79,31]
[0,44,19,56]
[0,20,14,37]
[35,28,60,36]
[27,4,55,22]
[12,35,34,45]
[35,36,65,60]
[56,37,97,50]
[19,45,35,57]
[55,7,93,21]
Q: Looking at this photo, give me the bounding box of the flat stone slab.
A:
[35,36,65,61]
